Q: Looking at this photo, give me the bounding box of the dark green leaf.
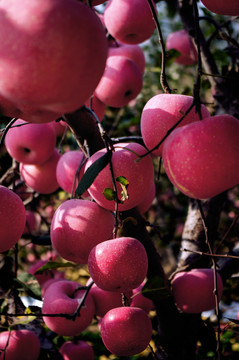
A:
[75,150,112,197]
[15,273,42,300]
[103,187,116,201]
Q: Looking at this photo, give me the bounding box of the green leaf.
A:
[35,261,74,274]
[142,276,171,301]
[75,149,112,197]
[103,187,116,201]
[14,273,42,301]
[116,176,129,187]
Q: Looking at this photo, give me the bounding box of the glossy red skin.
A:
[162,114,239,200]
[51,199,115,264]
[137,182,156,214]
[0,0,107,115]
[140,94,210,157]
[0,186,26,253]
[108,43,146,74]
[100,306,152,356]
[95,55,143,108]
[87,279,132,317]
[0,329,40,360]
[5,119,56,165]
[166,30,197,65]
[85,142,154,211]
[88,237,148,292]
[20,148,61,194]
[201,0,239,15]
[171,268,223,313]
[42,280,95,336]
[104,0,155,44]
[56,150,88,195]
[59,341,94,360]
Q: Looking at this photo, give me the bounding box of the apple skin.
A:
[4,119,56,165]
[140,94,210,157]
[85,142,155,211]
[0,94,62,124]
[59,340,94,360]
[201,0,239,16]
[56,150,88,196]
[20,148,61,194]
[88,237,148,292]
[162,114,239,200]
[0,329,40,360]
[95,55,143,108]
[137,182,156,215]
[100,306,152,356]
[0,186,26,253]
[166,30,197,65]
[171,268,223,313]
[87,278,132,317]
[42,280,95,336]
[0,0,107,115]
[108,42,146,74]
[50,199,115,264]
[104,0,155,44]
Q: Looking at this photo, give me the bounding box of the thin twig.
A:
[146,0,172,93]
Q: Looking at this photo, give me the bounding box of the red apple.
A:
[137,182,156,214]
[166,30,197,65]
[162,114,239,199]
[0,185,26,253]
[4,119,56,164]
[50,199,115,264]
[42,280,95,336]
[100,306,152,356]
[140,94,210,157]
[104,0,155,44]
[88,237,148,292]
[0,0,108,119]
[59,340,94,360]
[56,150,88,196]
[108,42,146,74]
[87,278,132,317]
[0,329,40,360]
[84,142,155,211]
[0,94,61,124]
[95,55,143,108]
[201,0,239,16]
[20,148,61,194]
[171,268,223,313]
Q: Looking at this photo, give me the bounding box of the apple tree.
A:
[0,0,239,359]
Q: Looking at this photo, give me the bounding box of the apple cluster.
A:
[0,0,236,358]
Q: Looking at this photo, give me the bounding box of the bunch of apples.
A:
[1,0,237,358]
